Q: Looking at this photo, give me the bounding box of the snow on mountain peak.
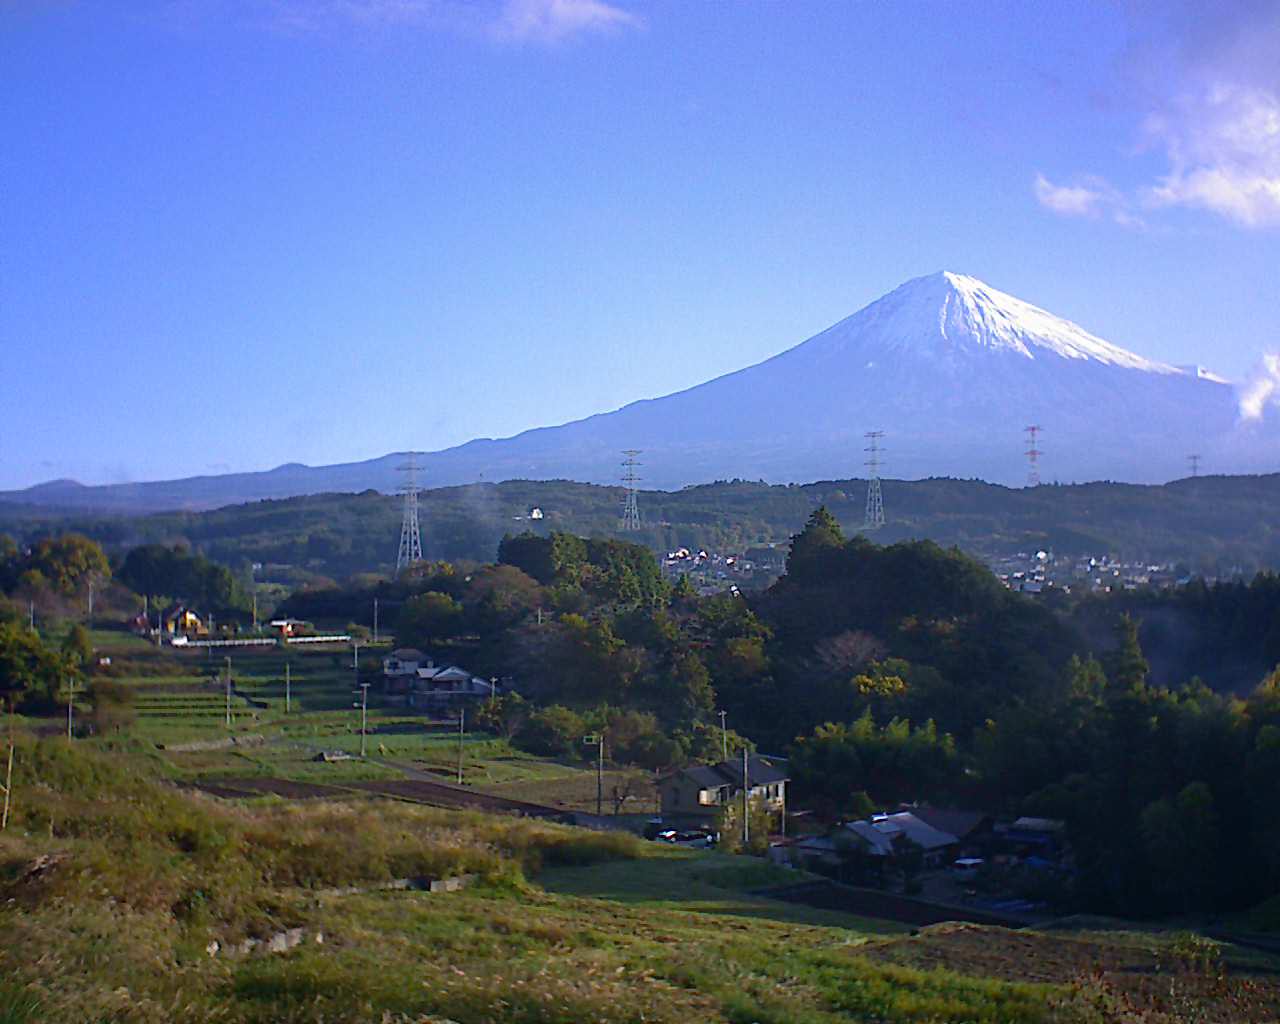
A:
[839,271,1192,376]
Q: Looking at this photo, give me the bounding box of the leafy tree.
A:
[1141,781,1220,911]
[785,506,844,582]
[12,534,109,595]
[474,692,531,741]
[61,623,94,670]
[716,793,772,855]
[547,614,637,705]
[516,705,587,758]
[87,679,136,735]
[791,711,957,808]
[0,622,66,710]
[1107,614,1150,692]
[395,592,464,648]
[118,544,247,616]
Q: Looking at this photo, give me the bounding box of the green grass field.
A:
[76,638,622,804]
[0,736,1170,1024]
[541,849,908,932]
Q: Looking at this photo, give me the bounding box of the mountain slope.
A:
[4,272,1274,511]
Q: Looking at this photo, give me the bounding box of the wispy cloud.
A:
[250,0,639,43]
[1239,352,1280,422]
[492,0,640,44]
[1033,173,1139,226]
[1036,1,1280,230]
[1142,84,1280,227]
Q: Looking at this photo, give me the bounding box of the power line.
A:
[863,431,885,531]
[396,452,424,572]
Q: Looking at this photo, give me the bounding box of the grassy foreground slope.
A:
[2,739,1277,1024]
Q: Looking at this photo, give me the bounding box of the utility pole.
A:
[87,579,94,623]
[373,598,379,643]
[252,593,258,631]
[718,709,728,762]
[742,746,750,850]
[1,699,14,831]
[66,678,75,741]
[583,733,605,815]
[224,656,232,728]
[285,662,291,714]
[456,706,465,784]
[356,683,370,757]
[28,600,34,632]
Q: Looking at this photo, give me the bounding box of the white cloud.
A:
[1039,2,1280,230]
[1033,173,1140,227]
[1034,174,1105,217]
[1142,85,1280,227]
[1239,352,1280,422]
[491,0,639,43]
[243,0,639,43]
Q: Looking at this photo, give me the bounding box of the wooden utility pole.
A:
[224,656,232,728]
[1,700,15,831]
[66,678,76,741]
[358,683,370,757]
[373,598,379,643]
[742,746,750,849]
[718,709,728,762]
[456,706,465,784]
[285,662,291,714]
[582,733,605,815]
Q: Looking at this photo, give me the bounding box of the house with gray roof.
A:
[658,755,788,824]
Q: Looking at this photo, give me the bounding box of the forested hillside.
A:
[2,473,1279,582]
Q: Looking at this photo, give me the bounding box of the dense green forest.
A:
[2,472,1280,583]
[271,514,1280,919]
[5,514,1280,921]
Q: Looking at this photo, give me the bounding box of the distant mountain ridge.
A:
[5,271,1276,513]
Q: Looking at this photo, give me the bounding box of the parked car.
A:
[654,829,716,849]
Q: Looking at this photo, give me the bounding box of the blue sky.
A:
[2,0,1278,489]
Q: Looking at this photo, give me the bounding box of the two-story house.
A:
[658,755,788,826]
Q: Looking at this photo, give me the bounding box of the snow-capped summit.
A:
[5,272,1271,510]
[799,271,1188,375]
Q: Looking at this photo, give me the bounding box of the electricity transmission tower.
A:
[620,450,642,531]
[396,452,423,572]
[1188,453,1201,478]
[863,431,885,531]
[1024,426,1043,487]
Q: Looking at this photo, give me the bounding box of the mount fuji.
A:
[5,272,1276,511]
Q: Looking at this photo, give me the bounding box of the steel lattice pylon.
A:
[863,431,885,531]
[1024,425,1043,487]
[396,452,423,572]
[620,450,642,531]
